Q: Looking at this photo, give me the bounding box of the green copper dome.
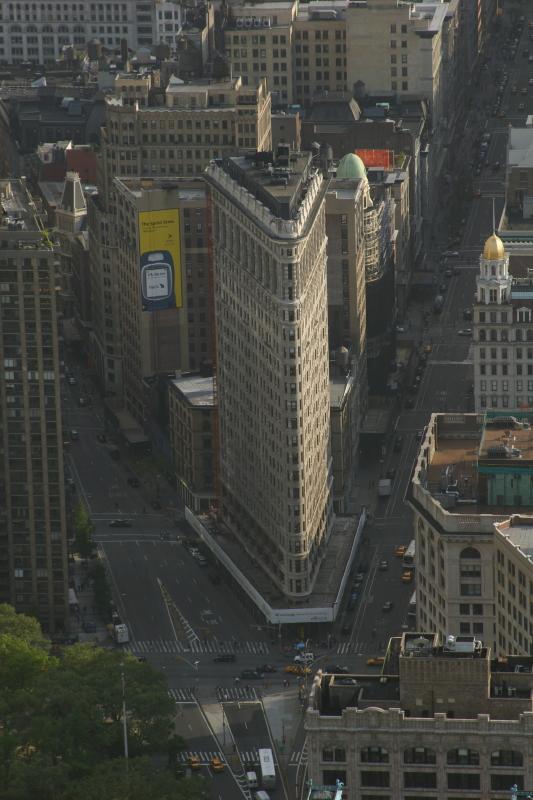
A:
[336,152,366,180]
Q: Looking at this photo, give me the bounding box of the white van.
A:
[246,771,258,789]
[254,792,270,800]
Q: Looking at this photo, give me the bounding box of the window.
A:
[448,773,480,790]
[361,772,389,787]
[447,749,479,766]
[404,773,437,789]
[491,775,524,791]
[491,750,523,767]
[404,748,436,765]
[460,547,480,559]
[361,747,389,763]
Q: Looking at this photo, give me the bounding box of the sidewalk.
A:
[68,554,110,644]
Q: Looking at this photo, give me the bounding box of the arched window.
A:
[491,750,523,767]
[447,748,479,766]
[361,746,389,763]
[404,747,436,765]
[460,547,480,559]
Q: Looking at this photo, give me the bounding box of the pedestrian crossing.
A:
[289,741,308,767]
[336,641,369,655]
[217,686,260,702]
[177,750,225,764]
[239,749,259,766]
[168,688,196,703]
[125,638,270,655]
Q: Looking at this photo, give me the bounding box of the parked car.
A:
[382,601,393,612]
[241,669,264,680]
[394,545,407,557]
[68,376,77,386]
[402,570,414,583]
[294,652,314,664]
[109,519,132,528]
[259,664,277,673]
[378,560,389,570]
[324,665,349,674]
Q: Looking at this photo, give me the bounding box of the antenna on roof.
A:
[492,197,496,233]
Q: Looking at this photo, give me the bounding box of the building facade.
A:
[409,409,533,658]
[0,0,154,64]
[306,631,533,798]
[473,233,533,413]
[109,176,211,427]
[90,74,271,397]
[168,372,215,512]
[206,147,333,601]
[0,179,68,633]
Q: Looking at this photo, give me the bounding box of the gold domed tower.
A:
[476,231,510,306]
[482,233,506,261]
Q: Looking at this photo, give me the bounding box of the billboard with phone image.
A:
[138,208,182,310]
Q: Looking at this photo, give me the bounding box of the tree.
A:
[59,757,208,800]
[72,504,95,559]
[0,604,47,648]
[0,608,192,800]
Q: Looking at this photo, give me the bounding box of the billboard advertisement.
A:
[138,208,182,311]
[356,148,394,169]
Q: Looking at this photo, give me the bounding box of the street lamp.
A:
[120,662,129,770]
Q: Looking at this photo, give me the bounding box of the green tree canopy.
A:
[72,503,95,559]
[0,603,47,648]
[0,606,200,800]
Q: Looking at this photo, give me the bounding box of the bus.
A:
[258,748,276,789]
[403,540,415,568]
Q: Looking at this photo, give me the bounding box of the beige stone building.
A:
[0,179,68,633]
[410,409,533,658]
[224,0,347,108]
[306,631,533,797]
[90,73,271,398]
[206,147,333,601]
[108,176,211,428]
[168,372,215,512]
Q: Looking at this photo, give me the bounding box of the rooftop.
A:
[170,373,214,407]
[207,146,328,238]
[412,413,533,519]
[0,179,43,234]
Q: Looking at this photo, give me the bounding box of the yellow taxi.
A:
[210,756,224,773]
[367,657,385,666]
[394,545,407,557]
[401,570,414,583]
[187,755,201,770]
[284,664,311,676]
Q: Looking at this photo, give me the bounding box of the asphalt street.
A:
[222,700,288,800]
[172,699,246,798]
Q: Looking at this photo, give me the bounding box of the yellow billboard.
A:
[138,208,182,311]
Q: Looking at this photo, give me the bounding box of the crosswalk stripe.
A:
[127,638,270,656]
